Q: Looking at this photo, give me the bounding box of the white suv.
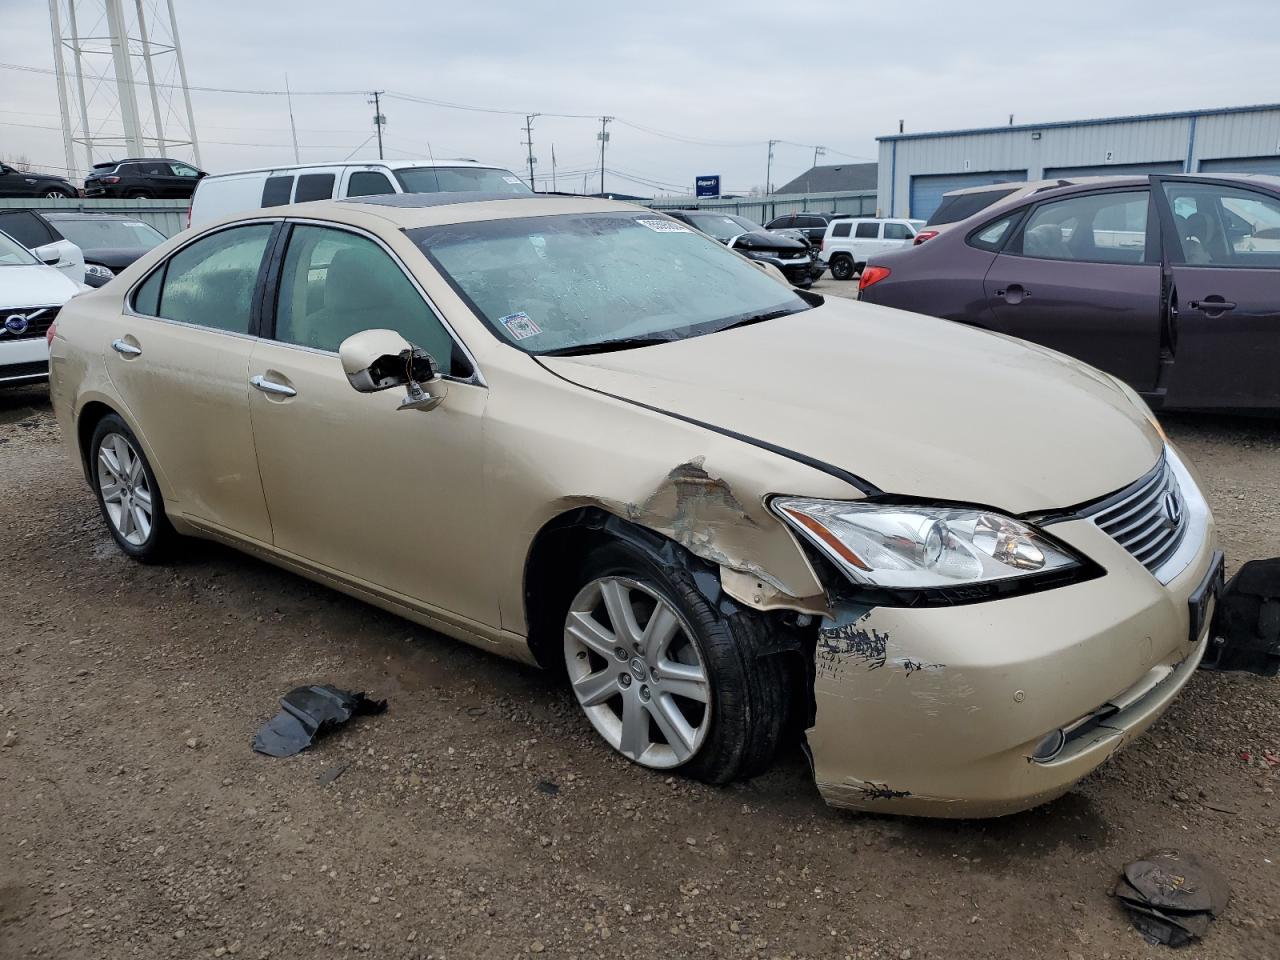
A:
[822,218,925,280]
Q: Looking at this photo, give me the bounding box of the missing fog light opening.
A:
[1031,728,1066,763]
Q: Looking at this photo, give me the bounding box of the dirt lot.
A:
[2,378,1278,960]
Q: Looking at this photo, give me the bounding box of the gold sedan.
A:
[48,194,1222,817]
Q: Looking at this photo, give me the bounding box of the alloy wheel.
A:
[96,432,154,546]
[564,576,712,769]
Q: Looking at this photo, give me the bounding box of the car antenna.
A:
[426,142,441,192]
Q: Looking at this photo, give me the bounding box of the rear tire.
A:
[43,188,73,199]
[126,190,153,200]
[89,414,176,562]
[830,255,855,281]
[563,540,791,784]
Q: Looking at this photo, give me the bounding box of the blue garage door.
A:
[1044,162,1182,179]
[1198,156,1280,175]
[908,170,1026,221]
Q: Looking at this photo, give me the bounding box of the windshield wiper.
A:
[538,336,675,357]
[712,307,803,334]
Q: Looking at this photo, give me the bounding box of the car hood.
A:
[539,297,1162,513]
[80,246,155,271]
[0,263,80,307]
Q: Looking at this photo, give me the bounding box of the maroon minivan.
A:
[858,174,1280,412]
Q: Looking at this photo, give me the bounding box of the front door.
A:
[1155,177,1280,410]
[983,188,1163,392]
[246,222,496,627]
[103,222,277,542]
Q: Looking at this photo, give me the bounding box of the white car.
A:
[823,218,925,280]
[189,159,532,229]
[0,209,87,284]
[0,229,83,387]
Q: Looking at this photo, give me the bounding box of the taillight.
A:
[101,176,120,184]
[859,265,891,290]
[45,320,57,347]
[913,230,939,245]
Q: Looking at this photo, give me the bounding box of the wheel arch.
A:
[73,397,175,503]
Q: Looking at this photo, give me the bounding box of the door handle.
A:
[1189,297,1236,314]
[250,374,297,397]
[995,283,1030,304]
[111,338,142,357]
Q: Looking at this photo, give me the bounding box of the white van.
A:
[822,217,926,280]
[188,159,531,229]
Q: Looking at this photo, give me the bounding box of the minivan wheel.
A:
[563,541,790,784]
[90,414,175,561]
[830,255,854,281]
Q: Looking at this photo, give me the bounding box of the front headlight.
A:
[773,497,1083,590]
[742,248,781,262]
[84,263,114,280]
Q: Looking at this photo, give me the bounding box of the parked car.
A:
[0,162,77,198]
[0,229,82,387]
[0,209,86,284]
[822,217,925,280]
[41,212,167,287]
[664,210,824,287]
[764,211,847,247]
[49,193,1220,819]
[188,159,532,229]
[83,157,205,200]
[859,173,1280,411]
[913,179,1083,245]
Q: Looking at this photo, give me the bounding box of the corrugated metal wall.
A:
[643,190,876,223]
[878,106,1280,218]
[0,198,189,237]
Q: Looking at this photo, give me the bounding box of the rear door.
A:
[1154,177,1280,410]
[883,221,914,251]
[983,187,1163,391]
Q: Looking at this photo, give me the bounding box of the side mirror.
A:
[338,328,447,413]
[34,243,61,266]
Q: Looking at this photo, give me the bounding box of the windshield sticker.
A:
[502,176,522,185]
[499,311,542,341]
[636,218,691,234]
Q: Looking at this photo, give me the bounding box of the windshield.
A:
[394,166,532,195]
[50,217,165,250]
[0,230,38,266]
[684,213,760,241]
[412,212,808,355]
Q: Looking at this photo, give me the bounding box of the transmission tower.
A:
[47,0,201,180]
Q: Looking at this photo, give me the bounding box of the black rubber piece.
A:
[89,413,177,562]
[573,540,791,784]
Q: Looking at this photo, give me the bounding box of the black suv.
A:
[0,162,77,198]
[84,158,206,199]
[764,211,848,246]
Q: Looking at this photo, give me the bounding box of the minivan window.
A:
[294,173,336,203]
[261,176,295,208]
[156,224,273,332]
[394,166,532,195]
[926,188,1020,226]
[347,171,395,197]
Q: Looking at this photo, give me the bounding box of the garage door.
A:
[1198,156,1280,175]
[908,170,1026,221]
[1044,162,1183,179]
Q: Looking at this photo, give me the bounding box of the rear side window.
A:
[831,222,852,238]
[156,224,273,333]
[968,215,1018,252]
[294,173,336,203]
[346,171,395,197]
[261,176,295,208]
[855,222,878,239]
[884,222,911,240]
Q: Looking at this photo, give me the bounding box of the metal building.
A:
[877,103,1280,221]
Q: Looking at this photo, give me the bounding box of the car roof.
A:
[41,211,148,222]
[92,157,184,167]
[201,158,501,180]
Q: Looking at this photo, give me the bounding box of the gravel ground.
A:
[1,377,1278,960]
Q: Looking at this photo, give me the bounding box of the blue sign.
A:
[695,175,720,198]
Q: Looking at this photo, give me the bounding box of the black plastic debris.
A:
[252,685,387,758]
[1203,558,1280,676]
[1113,850,1230,947]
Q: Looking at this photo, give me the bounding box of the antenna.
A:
[47,0,201,180]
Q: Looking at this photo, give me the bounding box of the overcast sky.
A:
[3,0,1280,195]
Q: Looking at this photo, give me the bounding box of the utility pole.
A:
[551,144,557,192]
[369,90,386,160]
[597,116,612,195]
[808,145,826,193]
[765,139,779,195]
[522,114,538,190]
[285,74,300,163]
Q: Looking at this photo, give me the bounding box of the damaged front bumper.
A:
[805,516,1220,818]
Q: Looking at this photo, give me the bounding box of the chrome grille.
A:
[0,305,60,341]
[1083,456,1188,575]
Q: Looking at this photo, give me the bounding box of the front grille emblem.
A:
[3,314,29,335]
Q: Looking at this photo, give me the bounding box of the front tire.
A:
[126,190,152,200]
[829,255,855,281]
[90,414,175,561]
[563,541,790,784]
[43,188,73,199]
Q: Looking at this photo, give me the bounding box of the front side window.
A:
[346,171,395,197]
[1163,182,1280,267]
[273,225,465,375]
[1018,191,1149,263]
[884,222,911,241]
[831,222,852,238]
[412,212,809,356]
[294,173,336,203]
[155,224,273,332]
[855,222,878,239]
[394,166,531,195]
